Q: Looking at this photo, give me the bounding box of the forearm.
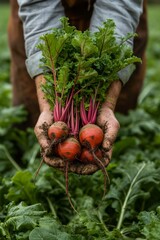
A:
[17,0,65,78]
[102,80,123,112]
[35,75,50,113]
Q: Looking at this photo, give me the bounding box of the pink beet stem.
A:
[75,107,79,135]
[60,89,74,122]
[55,99,60,120]
[80,98,88,125]
[91,101,100,124]
[58,101,62,119]
[69,100,79,137]
[67,110,71,131]
[53,104,58,121]
[71,100,74,133]
[87,97,93,122]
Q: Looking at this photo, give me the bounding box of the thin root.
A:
[34,158,44,181]
[65,160,78,213]
[92,151,110,198]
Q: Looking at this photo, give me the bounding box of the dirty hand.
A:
[97,80,122,161]
[34,75,122,174]
[34,75,52,153]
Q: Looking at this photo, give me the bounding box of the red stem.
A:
[80,98,88,125]
[92,101,100,124]
[71,100,74,133]
[75,107,79,136]
[56,100,60,120]
[60,88,74,122]
[67,110,71,131]
[87,97,93,122]
[53,104,58,121]
[58,101,62,119]
[69,100,79,137]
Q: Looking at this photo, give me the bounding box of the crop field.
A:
[0,3,160,240]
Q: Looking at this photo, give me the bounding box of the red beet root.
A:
[79,123,104,150]
[58,137,81,161]
[48,121,69,144]
[80,148,103,163]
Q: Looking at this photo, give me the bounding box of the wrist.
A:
[35,75,51,112]
[101,80,122,111]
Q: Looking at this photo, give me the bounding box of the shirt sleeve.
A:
[17,0,65,78]
[89,0,144,84]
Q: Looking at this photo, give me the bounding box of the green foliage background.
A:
[0,3,160,240]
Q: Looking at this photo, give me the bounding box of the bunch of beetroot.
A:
[38,17,141,208]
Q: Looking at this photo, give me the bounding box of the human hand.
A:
[34,103,106,174]
[97,80,122,163]
[34,75,122,174]
[34,75,53,152]
[33,75,83,173]
[97,107,120,162]
[34,110,52,151]
[34,75,64,169]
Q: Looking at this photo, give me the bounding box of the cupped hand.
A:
[34,108,107,174]
[34,75,122,174]
[34,75,53,155]
[97,80,122,162]
[97,107,120,161]
[34,110,53,152]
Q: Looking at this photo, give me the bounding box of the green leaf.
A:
[0,106,27,135]
[39,17,141,108]
[29,227,72,240]
[138,207,160,240]
[5,202,46,231]
[6,171,37,204]
[38,216,61,231]
[113,137,139,157]
[0,223,10,239]
[29,228,58,240]
[72,31,98,58]
[94,19,116,56]
[105,161,160,230]
[38,32,68,70]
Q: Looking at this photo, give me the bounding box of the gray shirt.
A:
[17,0,143,84]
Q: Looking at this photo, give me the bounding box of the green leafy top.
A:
[38,17,141,109]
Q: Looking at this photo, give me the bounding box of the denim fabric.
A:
[17,0,65,78]
[90,0,143,84]
[17,0,143,84]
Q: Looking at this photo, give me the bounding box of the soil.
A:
[40,122,110,175]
